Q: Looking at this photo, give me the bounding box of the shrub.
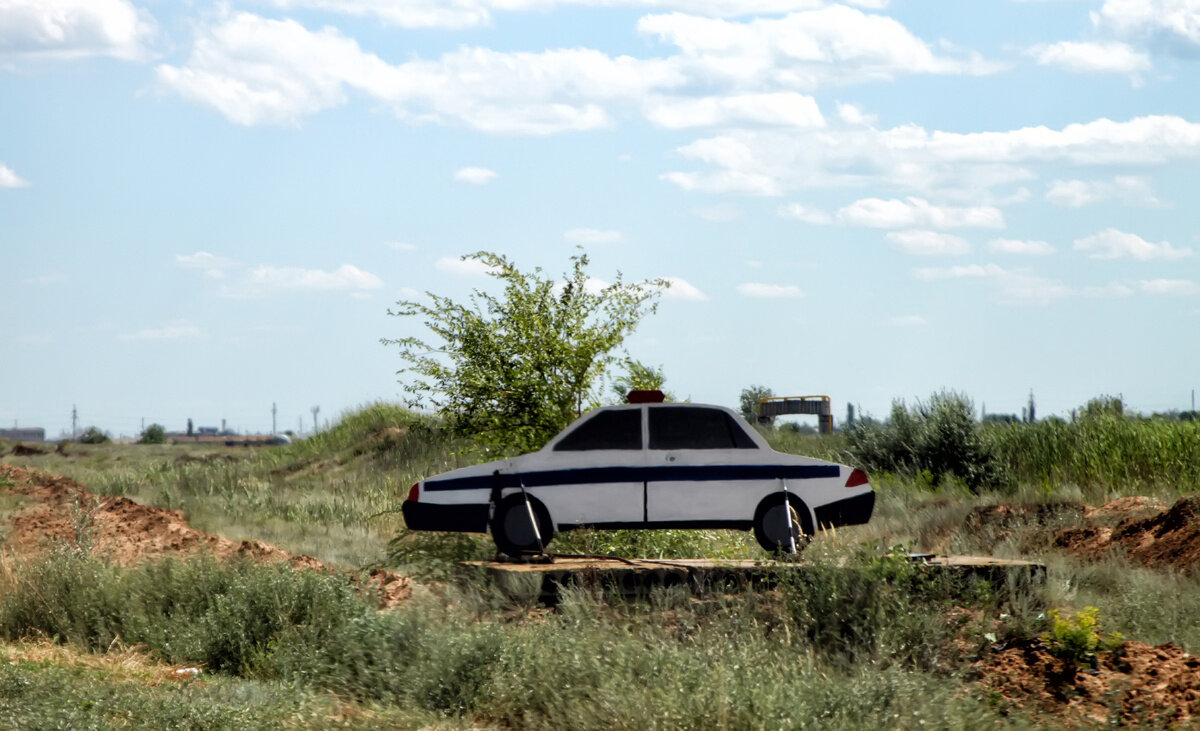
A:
[77,427,110,445]
[845,391,1006,490]
[1040,606,1123,669]
[138,424,167,444]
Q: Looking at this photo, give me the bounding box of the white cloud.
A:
[176,251,237,279]
[886,230,970,256]
[737,282,803,298]
[836,101,877,126]
[453,166,498,184]
[237,265,379,294]
[913,261,1138,306]
[659,276,708,301]
[644,92,824,129]
[1027,41,1150,74]
[888,315,926,326]
[157,7,983,132]
[265,1,895,30]
[777,202,832,224]
[637,7,994,90]
[912,263,1076,306]
[1073,228,1192,260]
[0,164,29,188]
[987,238,1055,255]
[1094,0,1200,49]
[664,115,1200,198]
[435,256,498,277]
[912,263,1006,280]
[118,321,204,341]
[387,241,418,251]
[837,197,1004,229]
[1044,176,1161,207]
[564,227,624,245]
[1140,278,1200,295]
[0,0,153,62]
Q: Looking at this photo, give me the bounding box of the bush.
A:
[77,427,110,445]
[138,424,167,444]
[845,391,1007,490]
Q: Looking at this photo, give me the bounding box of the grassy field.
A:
[2,402,1199,728]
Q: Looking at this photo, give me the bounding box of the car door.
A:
[645,406,763,525]
[531,406,648,528]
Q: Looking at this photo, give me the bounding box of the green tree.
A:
[739,385,774,425]
[610,358,672,402]
[139,423,167,444]
[77,426,110,444]
[383,251,666,452]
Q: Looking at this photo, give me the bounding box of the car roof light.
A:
[626,389,665,403]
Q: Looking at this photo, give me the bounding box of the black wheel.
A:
[753,494,813,554]
[491,494,554,557]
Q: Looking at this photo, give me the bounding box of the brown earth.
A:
[1055,495,1200,573]
[0,462,409,607]
[977,639,1200,727]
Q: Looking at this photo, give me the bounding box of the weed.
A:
[1040,606,1123,669]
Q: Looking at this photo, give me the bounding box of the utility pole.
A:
[71,404,78,440]
[311,406,320,434]
[271,402,277,435]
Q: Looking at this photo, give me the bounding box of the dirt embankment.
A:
[1055,495,1200,573]
[978,639,1200,727]
[0,462,409,607]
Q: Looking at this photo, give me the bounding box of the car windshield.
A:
[648,407,758,450]
[553,409,642,450]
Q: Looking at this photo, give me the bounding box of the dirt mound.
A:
[977,639,1200,727]
[1055,495,1200,572]
[8,443,49,456]
[0,462,410,608]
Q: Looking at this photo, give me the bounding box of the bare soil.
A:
[1055,495,1200,573]
[977,639,1200,727]
[0,462,409,607]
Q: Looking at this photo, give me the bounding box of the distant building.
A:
[0,427,46,442]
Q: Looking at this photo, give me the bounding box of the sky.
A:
[3,0,1199,439]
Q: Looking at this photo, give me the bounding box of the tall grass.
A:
[0,549,1023,728]
[986,414,1200,496]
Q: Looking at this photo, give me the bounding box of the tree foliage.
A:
[383,251,666,452]
[77,427,110,445]
[739,385,774,425]
[610,359,672,402]
[845,391,1007,491]
[139,424,167,444]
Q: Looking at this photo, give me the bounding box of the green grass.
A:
[5,401,1200,728]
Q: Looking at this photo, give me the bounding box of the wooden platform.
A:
[461,554,1046,604]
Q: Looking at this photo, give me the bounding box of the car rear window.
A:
[553,409,642,451]
[648,407,757,450]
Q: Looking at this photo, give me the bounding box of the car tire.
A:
[491,494,555,557]
[753,494,813,554]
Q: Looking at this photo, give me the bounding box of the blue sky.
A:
[3,0,1199,438]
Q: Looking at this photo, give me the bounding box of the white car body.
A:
[402,402,874,554]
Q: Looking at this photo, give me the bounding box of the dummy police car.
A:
[401,392,874,556]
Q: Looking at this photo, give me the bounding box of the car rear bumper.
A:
[813,491,875,528]
[401,501,490,533]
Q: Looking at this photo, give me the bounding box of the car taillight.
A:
[845,469,869,488]
[407,483,419,502]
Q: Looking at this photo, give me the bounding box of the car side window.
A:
[648,407,757,450]
[553,409,643,451]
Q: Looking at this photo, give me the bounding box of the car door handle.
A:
[665,455,676,462]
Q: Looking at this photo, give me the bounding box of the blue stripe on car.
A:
[424,464,840,492]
